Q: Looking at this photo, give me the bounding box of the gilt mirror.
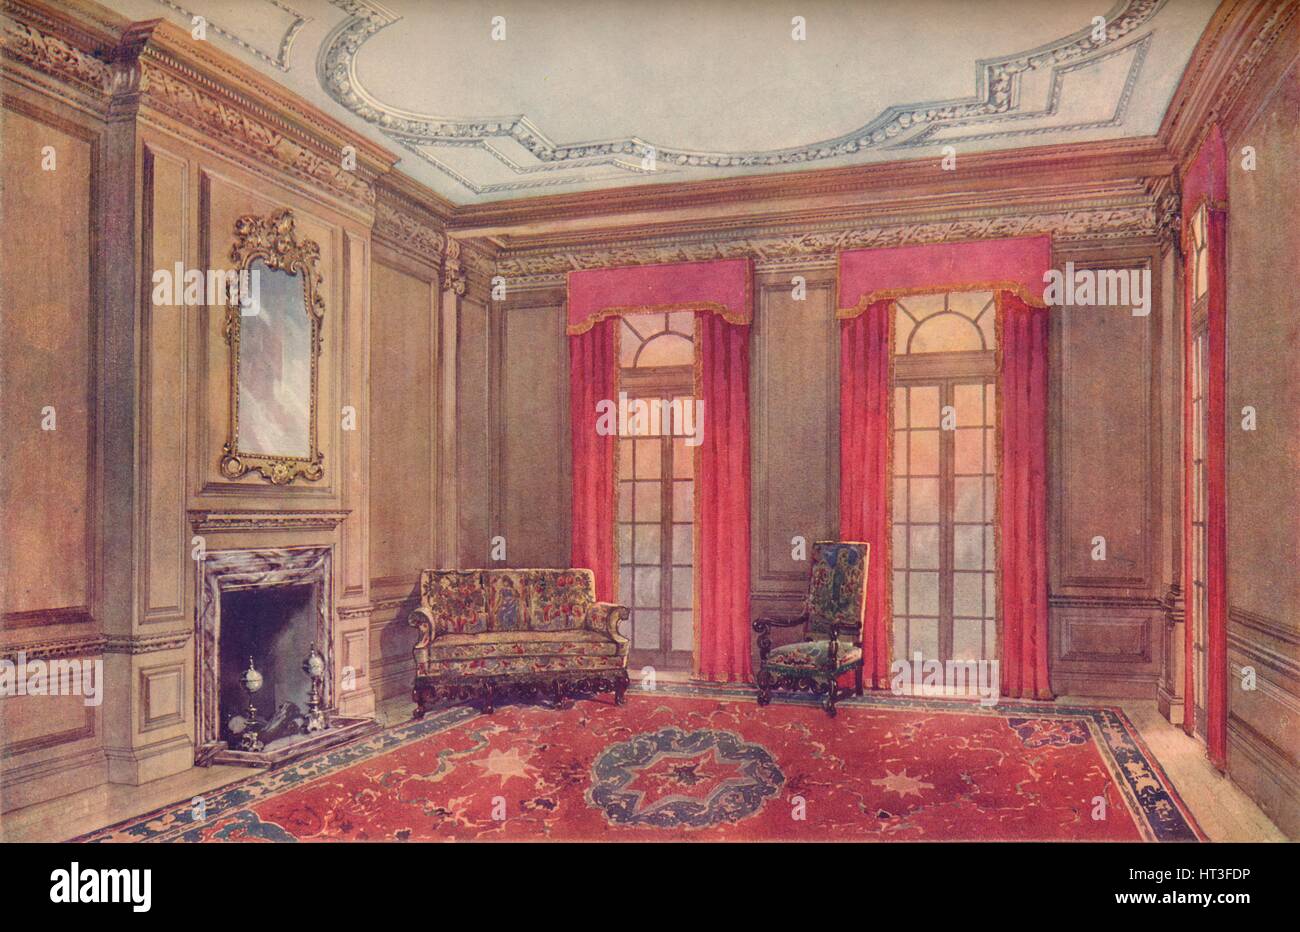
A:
[220,209,324,485]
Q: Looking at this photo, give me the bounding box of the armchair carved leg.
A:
[553,678,565,707]
[822,681,838,718]
[614,670,629,705]
[482,681,496,715]
[855,663,864,697]
[756,669,772,706]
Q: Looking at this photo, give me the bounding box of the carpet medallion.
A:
[78,685,1203,842]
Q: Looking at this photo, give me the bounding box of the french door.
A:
[891,376,998,665]
[616,377,695,671]
[1189,325,1209,737]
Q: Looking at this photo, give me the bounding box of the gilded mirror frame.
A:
[220,208,325,485]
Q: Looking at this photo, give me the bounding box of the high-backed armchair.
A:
[752,541,870,717]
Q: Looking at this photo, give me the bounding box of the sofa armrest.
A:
[409,606,437,669]
[586,602,629,651]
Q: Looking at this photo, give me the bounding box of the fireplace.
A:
[195,547,375,766]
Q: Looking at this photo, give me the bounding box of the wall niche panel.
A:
[1052,259,1157,594]
[369,257,435,590]
[750,271,838,604]
[498,298,569,568]
[0,102,96,622]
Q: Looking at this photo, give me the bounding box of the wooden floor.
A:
[0,689,1285,843]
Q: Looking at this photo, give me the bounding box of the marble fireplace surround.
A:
[195,547,333,762]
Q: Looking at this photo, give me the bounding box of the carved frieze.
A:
[139,58,375,207]
[373,198,446,261]
[492,201,1165,285]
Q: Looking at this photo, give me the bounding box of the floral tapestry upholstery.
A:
[521,569,594,631]
[806,542,869,639]
[419,570,487,634]
[764,640,864,675]
[412,568,628,685]
[426,631,621,662]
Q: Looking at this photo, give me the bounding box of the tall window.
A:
[891,291,998,665]
[616,312,695,671]
[1188,205,1210,737]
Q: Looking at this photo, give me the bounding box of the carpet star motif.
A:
[871,768,934,799]
[470,746,537,788]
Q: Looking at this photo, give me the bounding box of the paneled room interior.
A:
[0,0,1296,845]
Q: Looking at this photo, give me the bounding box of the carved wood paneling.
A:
[497,296,570,567]
[1050,254,1160,593]
[0,94,99,625]
[141,143,190,625]
[750,271,839,600]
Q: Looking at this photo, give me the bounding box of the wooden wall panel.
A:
[1223,59,1300,838]
[1049,248,1165,697]
[0,102,95,622]
[457,297,491,566]
[1053,266,1155,592]
[369,259,435,588]
[498,299,569,567]
[750,270,838,609]
[141,144,189,625]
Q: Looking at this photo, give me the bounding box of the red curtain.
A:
[569,319,617,602]
[838,300,893,688]
[1181,126,1228,769]
[694,311,752,683]
[999,291,1053,700]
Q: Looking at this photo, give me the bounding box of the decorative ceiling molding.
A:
[318,0,1167,196]
[148,0,309,71]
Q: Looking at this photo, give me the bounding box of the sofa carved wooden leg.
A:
[412,684,429,721]
[614,670,629,705]
[553,678,565,707]
[482,682,496,715]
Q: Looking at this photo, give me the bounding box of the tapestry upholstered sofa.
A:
[408,568,629,717]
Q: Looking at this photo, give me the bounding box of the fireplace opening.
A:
[195,546,377,767]
[219,583,319,748]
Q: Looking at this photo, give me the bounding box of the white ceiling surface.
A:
[103,0,1218,204]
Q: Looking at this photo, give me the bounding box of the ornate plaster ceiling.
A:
[102,0,1217,204]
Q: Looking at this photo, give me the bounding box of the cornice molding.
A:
[492,197,1165,284]
[373,194,446,266]
[1159,0,1300,161]
[2,1,398,213]
[450,137,1174,238]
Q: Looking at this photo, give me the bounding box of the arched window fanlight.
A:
[894,291,996,355]
[619,311,695,368]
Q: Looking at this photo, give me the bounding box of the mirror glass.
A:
[235,258,312,459]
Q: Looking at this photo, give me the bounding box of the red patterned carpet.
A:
[80,686,1203,842]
